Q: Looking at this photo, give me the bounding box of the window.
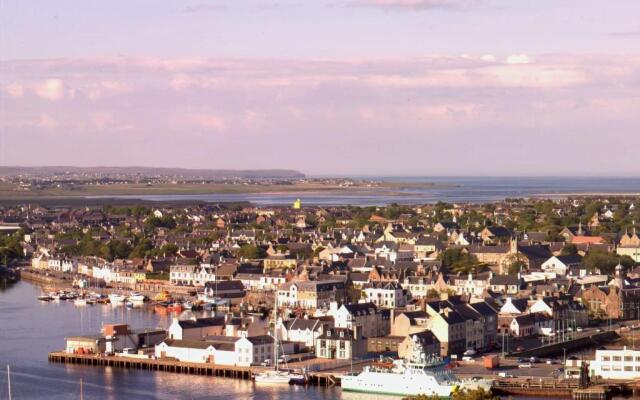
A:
[625,356,633,362]
[602,356,610,361]
[625,366,633,371]
[613,356,622,362]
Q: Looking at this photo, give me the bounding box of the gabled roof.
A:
[343,302,378,316]
[289,318,322,332]
[490,274,521,286]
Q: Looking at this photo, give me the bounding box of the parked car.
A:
[518,363,533,369]
[576,327,583,332]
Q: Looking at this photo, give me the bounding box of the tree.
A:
[439,248,479,274]
[144,216,176,230]
[583,249,634,274]
[238,244,266,259]
[560,243,578,256]
[503,253,528,274]
[405,388,498,400]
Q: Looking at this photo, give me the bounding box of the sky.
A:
[1,0,639,176]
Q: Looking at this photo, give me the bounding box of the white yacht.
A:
[254,299,295,385]
[128,292,146,303]
[254,370,292,384]
[341,340,493,397]
[74,298,87,306]
[108,293,126,304]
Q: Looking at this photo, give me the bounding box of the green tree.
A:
[238,244,266,259]
[560,243,578,256]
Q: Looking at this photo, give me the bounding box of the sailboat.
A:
[254,299,293,385]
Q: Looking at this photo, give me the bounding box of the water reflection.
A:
[0,281,346,399]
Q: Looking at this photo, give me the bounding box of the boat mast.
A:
[273,293,278,371]
[7,365,12,400]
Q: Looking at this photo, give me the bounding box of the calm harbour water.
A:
[0,281,367,400]
[87,177,640,206]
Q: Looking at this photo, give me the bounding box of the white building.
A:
[327,302,390,339]
[155,335,274,366]
[48,258,75,273]
[363,282,406,308]
[590,347,640,379]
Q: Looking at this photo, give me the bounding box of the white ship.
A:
[341,341,493,397]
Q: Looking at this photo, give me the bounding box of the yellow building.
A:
[293,198,302,209]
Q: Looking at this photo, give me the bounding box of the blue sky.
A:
[1,0,639,175]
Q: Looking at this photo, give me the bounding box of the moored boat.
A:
[74,298,87,306]
[108,293,126,304]
[254,370,292,385]
[129,292,146,303]
[340,338,492,397]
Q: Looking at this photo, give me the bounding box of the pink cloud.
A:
[193,114,227,132]
[5,83,24,97]
[36,79,65,101]
[347,0,475,11]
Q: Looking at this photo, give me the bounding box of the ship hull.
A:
[341,371,455,397]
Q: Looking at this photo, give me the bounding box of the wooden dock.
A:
[48,352,340,386]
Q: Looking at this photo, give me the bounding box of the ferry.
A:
[341,342,493,397]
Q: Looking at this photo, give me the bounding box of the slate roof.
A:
[177,317,225,329]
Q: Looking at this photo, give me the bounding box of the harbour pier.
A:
[48,351,341,386]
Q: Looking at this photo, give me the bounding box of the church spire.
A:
[578,221,583,235]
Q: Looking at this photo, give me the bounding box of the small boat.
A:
[254,370,292,385]
[37,295,53,302]
[129,292,146,303]
[74,298,87,307]
[125,301,134,309]
[289,371,308,385]
[182,301,193,310]
[108,294,126,304]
